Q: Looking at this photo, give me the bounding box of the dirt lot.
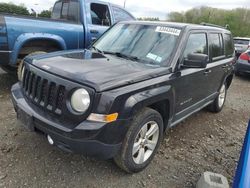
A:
[0,68,249,188]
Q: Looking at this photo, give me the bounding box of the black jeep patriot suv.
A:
[11,21,235,173]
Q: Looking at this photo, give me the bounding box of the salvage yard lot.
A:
[0,68,249,188]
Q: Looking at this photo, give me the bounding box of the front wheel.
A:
[114,108,163,173]
[208,83,227,113]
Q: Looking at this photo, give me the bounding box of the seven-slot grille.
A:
[22,67,65,115]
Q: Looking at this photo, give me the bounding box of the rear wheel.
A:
[208,83,227,113]
[114,108,163,173]
[17,51,47,80]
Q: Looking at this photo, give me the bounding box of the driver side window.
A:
[183,33,208,61]
[91,3,111,26]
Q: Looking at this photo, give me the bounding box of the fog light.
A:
[47,135,54,145]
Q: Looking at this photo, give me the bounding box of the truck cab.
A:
[0,0,135,74]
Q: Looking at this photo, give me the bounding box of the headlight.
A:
[71,88,90,113]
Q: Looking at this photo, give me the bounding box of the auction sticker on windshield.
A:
[155,26,181,36]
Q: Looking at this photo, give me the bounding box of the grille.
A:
[22,68,65,115]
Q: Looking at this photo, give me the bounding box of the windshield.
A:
[93,23,181,66]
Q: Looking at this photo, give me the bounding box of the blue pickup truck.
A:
[0,0,135,74]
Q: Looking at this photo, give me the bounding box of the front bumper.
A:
[0,50,11,65]
[11,83,129,159]
[235,59,250,74]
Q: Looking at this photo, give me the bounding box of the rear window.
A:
[224,34,234,56]
[210,33,224,59]
[234,39,250,45]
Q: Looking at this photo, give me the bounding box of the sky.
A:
[0,0,249,20]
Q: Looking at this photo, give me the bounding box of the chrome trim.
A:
[0,50,12,53]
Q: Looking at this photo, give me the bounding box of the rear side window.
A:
[51,0,80,23]
[112,6,134,22]
[51,2,62,19]
[183,33,208,60]
[61,2,69,19]
[68,1,80,22]
[210,33,224,58]
[224,34,234,56]
[91,3,111,26]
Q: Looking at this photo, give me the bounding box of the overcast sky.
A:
[0,0,249,19]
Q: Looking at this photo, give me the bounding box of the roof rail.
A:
[200,22,229,29]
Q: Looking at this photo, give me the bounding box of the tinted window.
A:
[224,34,234,56]
[112,6,134,22]
[210,33,224,58]
[51,2,62,19]
[94,24,180,66]
[68,1,80,22]
[183,33,208,60]
[91,3,111,26]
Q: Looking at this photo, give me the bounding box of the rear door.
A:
[205,32,234,95]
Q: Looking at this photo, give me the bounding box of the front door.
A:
[87,1,111,47]
[172,32,211,122]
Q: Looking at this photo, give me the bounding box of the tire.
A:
[114,107,164,173]
[207,83,227,113]
[17,51,47,81]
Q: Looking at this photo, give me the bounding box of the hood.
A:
[26,50,170,92]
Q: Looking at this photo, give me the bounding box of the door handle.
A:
[204,69,212,75]
[91,37,97,43]
[90,29,99,34]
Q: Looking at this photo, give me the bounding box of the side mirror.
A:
[183,53,208,68]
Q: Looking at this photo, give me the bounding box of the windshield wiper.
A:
[92,46,103,54]
[103,51,140,62]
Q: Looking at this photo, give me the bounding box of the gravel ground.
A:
[0,68,249,188]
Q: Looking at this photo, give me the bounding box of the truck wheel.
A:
[17,51,47,81]
[114,108,163,173]
[208,83,227,113]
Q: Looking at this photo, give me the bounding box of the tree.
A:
[38,10,51,18]
[167,7,250,37]
[0,2,29,15]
